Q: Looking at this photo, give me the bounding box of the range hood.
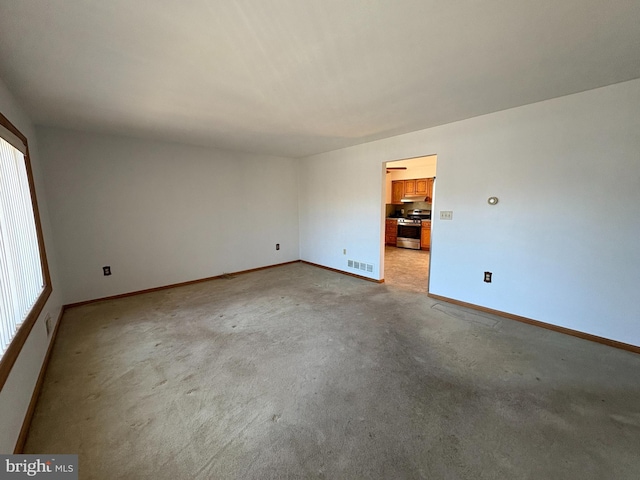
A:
[400,195,429,203]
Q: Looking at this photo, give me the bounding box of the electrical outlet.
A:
[45,313,52,336]
[276,244,280,250]
[440,210,453,220]
[484,271,492,283]
[343,249,346,255]
[103,266,111,276]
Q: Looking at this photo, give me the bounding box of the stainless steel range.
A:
[397,218,421,250]
[396,210,431,250]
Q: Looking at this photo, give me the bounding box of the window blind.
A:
[0,135,44,356]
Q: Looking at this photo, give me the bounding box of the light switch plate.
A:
[440,210,453,220]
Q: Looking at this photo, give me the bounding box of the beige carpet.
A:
[25,262,640,479]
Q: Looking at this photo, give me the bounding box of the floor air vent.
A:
[348,259,374,274]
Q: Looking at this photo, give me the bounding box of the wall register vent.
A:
[347,260,374,273]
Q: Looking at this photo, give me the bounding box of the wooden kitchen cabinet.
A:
[385,219,398,245]
[415,178,434,201]
[391,181,404,204]
[426,178,434,202]
[391,177,434,204]
[403,179,416,195]
[415,178,428,195]
[421,221,431,250]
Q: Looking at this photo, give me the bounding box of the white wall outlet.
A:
[440,210,453,220]
[343,249,346,255]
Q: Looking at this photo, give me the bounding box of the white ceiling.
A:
[1,1,639,158]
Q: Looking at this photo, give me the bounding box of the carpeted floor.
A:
[25,262,640,479]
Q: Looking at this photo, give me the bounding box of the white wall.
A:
[37,127,300,305]
[300,79,640,347]
[299,152,386,279]
[0,80,63,453]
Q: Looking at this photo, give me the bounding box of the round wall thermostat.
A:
[487,196,499,205]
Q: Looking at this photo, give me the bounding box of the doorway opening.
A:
[382,155,437,294]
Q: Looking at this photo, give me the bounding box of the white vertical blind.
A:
[0,136,44,356]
